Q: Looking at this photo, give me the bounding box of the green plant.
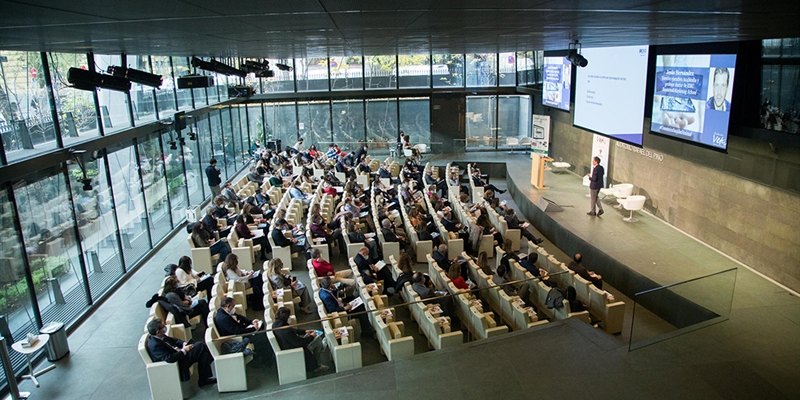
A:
[0,256,68,314]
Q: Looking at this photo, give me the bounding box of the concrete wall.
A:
[547,109,800,292]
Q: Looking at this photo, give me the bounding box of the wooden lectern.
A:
[531,153,553,190]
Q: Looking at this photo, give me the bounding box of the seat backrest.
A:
[625,195,646,210]
[187,235,196,249]
[138,333,154,364]
[615,184,634,198]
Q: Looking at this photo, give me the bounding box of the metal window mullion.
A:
[41,52,64,149]
[99,150,127,273]
[7,183,44,329]
[122,54,135,127]
[88,53,105,137]
[62,162,93,305]
[133,137,154,248]
[157,132,174,229]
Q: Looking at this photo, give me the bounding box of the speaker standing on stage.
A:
[586,156,604,217]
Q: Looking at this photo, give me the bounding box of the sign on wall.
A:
[531,114,550,156]
[591,134,610,187]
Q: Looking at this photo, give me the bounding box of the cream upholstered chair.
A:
[205,321,253,392]
[622,195,646,222]
[187,235,219,275]
[610,184,634,208]
[138,333,187,400]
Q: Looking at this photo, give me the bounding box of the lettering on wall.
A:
[615,141,664,162]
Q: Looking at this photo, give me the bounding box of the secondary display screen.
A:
[542,56,571,111]
[573,45,650,146]
[650,54,736,150]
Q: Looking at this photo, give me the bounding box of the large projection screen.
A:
[650,54,736,150]
[573,45,650,146]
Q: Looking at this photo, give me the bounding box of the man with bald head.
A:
[353,246,396,295]
[567,253,603,289]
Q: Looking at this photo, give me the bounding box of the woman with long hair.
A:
[175,256,213,298]
[267,259,313,314]
[163,275,209,327]
[220,253,265,311]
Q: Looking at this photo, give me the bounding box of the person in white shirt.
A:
[294,138,306,153]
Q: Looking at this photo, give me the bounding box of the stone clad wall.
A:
[548,112,800,292]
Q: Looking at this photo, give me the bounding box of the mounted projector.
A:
[67,67,131,92]
[177,74,214,89]
[107,66,163,88]
[191,57,247,78]
[567,41,588,68]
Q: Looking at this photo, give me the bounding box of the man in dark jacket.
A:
[272,307,329,373]
[318,277,373,336]
[504,208,543,245]
[354,246,395,294]
[146,318,216,386]
[214,297,273,364]
[586,156,605,216]
[205,158,222,197]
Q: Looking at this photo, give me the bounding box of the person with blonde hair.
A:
[220,253,264,310]
[267,259,312,314]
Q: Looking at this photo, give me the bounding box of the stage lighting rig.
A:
[567,41,588,68]
[191,57,247,78]
[275,63,292,72]
[67,67,131,92]
[107,66,162,88]
[68,148,94,191]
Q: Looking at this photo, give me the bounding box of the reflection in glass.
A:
[433,54,464,87]
[128,55,157,125]
[298,101,332,145]
[247,104,264,145]
[48,52,100,146]
[173,57,194,111]
[139,134,170,243]
[152,56,177,119]
[332,100,365,147]
[497,95,532,148]
[296,58,328,92]
[264,102,298,150]
[161,129,188,227]
[0,187,38,346]
[234,105,250,166]
[108,145,151,266]
[94,54,132,134]
[16,171,88,327]
[220,108,237,176]
[366,98,397,147]
[261,59,294,93]
[0,51,58,162]
[330,56,362,91]
[183,121,205,207]
[398,54,431,88]
[466,96,497,150]
[499,52,516,86]
[67,157,123,300]
[209,110,227,182]
[516,51,535,85]
[399,97,430,146]
[365,56,396,90]
[196,115,214,199]
[466,53,497,87]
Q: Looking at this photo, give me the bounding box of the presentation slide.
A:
[543,56,571,111]
[573,45,650,145]
[650,54,736,149]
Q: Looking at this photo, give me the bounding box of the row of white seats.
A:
[396,184,433,263]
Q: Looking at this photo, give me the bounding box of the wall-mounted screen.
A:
[574,45,650,146]
[542,56,571,111]
[650,54,736,150]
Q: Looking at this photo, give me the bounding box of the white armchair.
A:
[622,195,646,222]
[186,235,219,275]
[138,333,186,400]
[205,324,253,392]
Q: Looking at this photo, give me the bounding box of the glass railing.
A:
[628,267,737,351]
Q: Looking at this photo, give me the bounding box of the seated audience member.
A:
[470,167,505,194]
[213,196,237,225]
[221,182,245,209]
[411,272,453,316]
[499,240,520,271]
[310,214,346,255]
[175,256,213,298]
[310,248,355,288]
[247,167,264,184]
[567,253,603,289]
[271,218,304,253]
[192,221,231,266]
[518,252,544,278]
[146,318,216,386]
[254,187,272,209]
[380,218,412,255]
[493,264,533,307]
[163,276,209,328]
[346,221,380,261]
[289,180,311,205]
[234,214,269,260]
[267,259,312,314]
[424,169,448,195]
[318,277,374,336]
[447,263,471,290]
[353,246,396,295]
[220,254,265,311]
[415,222,440,248]
[272,307,329,373]
[214,297,273,365]
[476,251,493,277]
[504,208,544,245]
[565,286,587,312]
[393,253,417,292]
[202,206,231,239]
[490,197,508,216]
[433,244,468,279]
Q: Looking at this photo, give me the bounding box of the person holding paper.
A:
[146,318,216,386]
[220,254,265,311]
[267,259,312,314]
[272,307,330,374]
[162,276,209,328]
[310,248,356,288]
[504,208,544,245]
[354,246,396,295]
[381,219,413,255]
[411,272,454,317]
[347,221,381,262]
[567,253,603,289]
[234,214,269,261]
[214,297,273,365]
[318,277,374,337]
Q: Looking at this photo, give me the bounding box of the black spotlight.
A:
[169,140,178,150]
[567,49,588,68]
[178,136,186,146]
[67,67,131,92]
[107,66,163,88]
[81,178,93,191]
[188,130,197,141]
[275,63,292,71]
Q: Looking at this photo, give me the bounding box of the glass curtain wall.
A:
[48,53,100,146]
[263,102,298,150]
[16,168,89,327]
[68,155,124,301]
[220,108,236,177]
[152,56,177,119]
[173,57,194,111]
[399,54,431,88]
[399,97,430,146]
[196,114,214,195]
[296,58,329,92]
[234,106,250,166]
[433,54,464,87]
[366,98,397,149]
[497,95,532,149]
[138,134,171,243]
[93,54,132,134]
[209,110,227,182]
[261,58,294,93]
[108,142,150,266]
[499,52,516,86]
[365,56,396,89]
[466,53,497,87]
[128,55,157,126]
[330,56,363,90]
[247,104,264,146]
[465,95,497,150]
[0,51,57,162]
[332,99,365,147]
[161,128,188,226]
[297,100,332,145]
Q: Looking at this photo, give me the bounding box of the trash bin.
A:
[40,321,69,361]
